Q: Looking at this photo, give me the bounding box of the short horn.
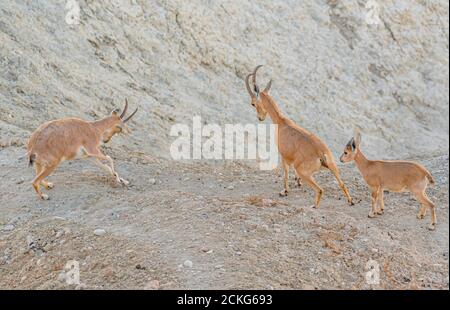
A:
[263,79,272,93]
[120,98,129,119]
[123,107,138,123]
[245,73,256,99]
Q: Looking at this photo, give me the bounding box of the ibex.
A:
[340,131,437,230]
[245,65,353,208]
[27,99,138,200]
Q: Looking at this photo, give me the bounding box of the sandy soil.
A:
[0,145,448,290]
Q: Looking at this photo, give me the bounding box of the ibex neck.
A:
[261,93,286,125]
[354,149,370,172]
[91,116,117,133]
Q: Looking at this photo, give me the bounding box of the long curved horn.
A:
[252,65,263,86]
[120,99,129,119]
[123,107,138,123]
[245,74,256,99]
[263,79,272,93]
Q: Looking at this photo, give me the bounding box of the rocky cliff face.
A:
[0,0,448,159]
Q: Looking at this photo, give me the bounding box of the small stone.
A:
[57,272,66,282]
[183,260,193,268]
[149,178,156,185]
[75,283,87,290]
[206,250,214,254]
[26,235,34,248]
[135,264,146,270]
[227,185,234,190]
[16,178,24,184]
[93,229,106,236]
[3,224,14,231]
[144,280,160,290]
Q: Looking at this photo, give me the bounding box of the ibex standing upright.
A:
[27,99,138,200]
[245,66,353,208]
[340,131,437,230]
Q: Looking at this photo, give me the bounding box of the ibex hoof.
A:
[368,212,376,218]
[45,182,54,190]
[279,190,288,197]
[428,223,436,231]
[348,200,355,206]
[417,214,425,220]
[41,194,50,200]
[377,210,384,215]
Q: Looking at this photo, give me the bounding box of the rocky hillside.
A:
[0,0,448,159]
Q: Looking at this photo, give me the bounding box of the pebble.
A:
[93,229,106,236]
[183,260,193,268]
[149,178,157,185]
[3,224,14,231]
[227,185,234,190]
[26,235,34,248]
[57,272,66,282]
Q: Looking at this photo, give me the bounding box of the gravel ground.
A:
[0,146,448,289]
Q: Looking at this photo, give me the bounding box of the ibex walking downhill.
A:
[27,99,138,200]
[245,65,353,208]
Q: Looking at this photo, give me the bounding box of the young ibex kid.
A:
[27,99,138,200]
[340,131,437,230]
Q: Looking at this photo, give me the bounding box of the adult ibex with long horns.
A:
[245,66,353,208]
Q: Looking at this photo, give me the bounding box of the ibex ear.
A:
[253,84,260,98]
[111,108,120,116]
[354,131,361,148]
[348,138,356,151]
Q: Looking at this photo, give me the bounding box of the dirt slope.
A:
[0,146,448,289]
